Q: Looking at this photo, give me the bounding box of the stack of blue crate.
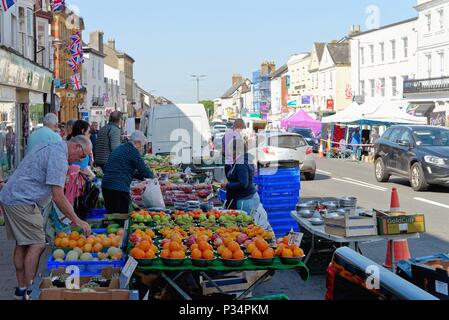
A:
[254,167,301,237]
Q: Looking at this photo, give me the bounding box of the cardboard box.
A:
[38,267,132,300]
[375,210,426,235]
[324,214,378,238]
[411,260,449,300]
[199,271,266,296]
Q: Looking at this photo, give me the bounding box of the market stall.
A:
[281,109,322,137]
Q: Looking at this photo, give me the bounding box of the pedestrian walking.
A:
[0,136,92,300]
[5,126,15,172]
[26,113,62,154]
[90,121,99,157]
[101,131,154,214]
[95,111,122,170]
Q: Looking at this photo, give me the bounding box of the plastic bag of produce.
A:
[143,179,166,209]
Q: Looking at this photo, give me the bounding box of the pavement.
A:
[0,156,447,300]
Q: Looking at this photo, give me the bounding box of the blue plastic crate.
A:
[272,225,300,238]
[263,202,297,212]
[258,189,300,199]
[47,254,125,276]
[218,189,227,202]
[397,253,449,280]
[256,180,301,191]
[260,194,299,206]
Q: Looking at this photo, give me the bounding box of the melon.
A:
[80,253,93,261]
[53,249,65,260]
[107,247,122,257]
[65,250,80,262]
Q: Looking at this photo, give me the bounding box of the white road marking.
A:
[332,178,387,192]
[343,177,388,191]
[316,169,332,175]
[414,197,449,209]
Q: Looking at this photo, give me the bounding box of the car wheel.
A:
[375,158,390,182]
[304,172,316,181]
[410,163,429,192]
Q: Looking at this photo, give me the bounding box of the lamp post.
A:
[191,75,206,102]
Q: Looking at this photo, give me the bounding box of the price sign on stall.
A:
[120,257,138,288]
[288,231,304,247]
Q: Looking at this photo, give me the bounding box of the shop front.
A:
[0,47,53,168]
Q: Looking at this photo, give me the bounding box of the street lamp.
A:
[191,75,206,102]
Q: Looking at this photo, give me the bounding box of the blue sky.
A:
[70,0,417,103]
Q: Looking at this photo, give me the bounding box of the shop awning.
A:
[411,103,435,117]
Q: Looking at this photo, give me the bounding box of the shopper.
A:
[221,141,259,214]
[102,131,154,214]
[0,136,92,300]
[26,113,62,154]
[64,119,76,141]
[5,126,15,172]
[222,119,246,177]
[90,121,99,157]
[95,111,122,170]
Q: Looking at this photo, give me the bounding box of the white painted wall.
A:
[104,64,126,113]
[270,76,282,115]
[351,18,418,102]
[83,51,105,123]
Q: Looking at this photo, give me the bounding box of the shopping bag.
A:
[143,178,166,208]
[253,203,273,232]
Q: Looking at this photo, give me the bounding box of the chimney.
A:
[89,31,104,54]
[261,61,276,76]
[108,38,116,50]
[349,25,361,37]
[232,74,243,86]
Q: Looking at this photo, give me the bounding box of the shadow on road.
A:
[387,178,449,193]
[301,174,331,182]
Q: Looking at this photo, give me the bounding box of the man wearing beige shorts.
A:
[0,136,92,300]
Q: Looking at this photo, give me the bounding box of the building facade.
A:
[318,42,352,113]
[252,62,275,119]
[83,31,106,125]
[287,53,313,110]
[217,74,252,120]
[0,0,54,164]
[51,7,85,123]
[270,64,288,116]
[351,18,418,105]
[404,0,449,126]
[308,43,326,113]
[104,39,135,116]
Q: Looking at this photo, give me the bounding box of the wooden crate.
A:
[324,214,378,237]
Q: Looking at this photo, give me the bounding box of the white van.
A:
[142,103,212,164]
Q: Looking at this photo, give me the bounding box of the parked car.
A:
[374,125,449,191]
[256,131,316,180]
[212,124,227,136]
[287,128,320,153]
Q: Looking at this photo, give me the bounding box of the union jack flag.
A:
[70,32,81,46]
[70,43,84,64]
[67,57,78,72]
[1,0,15,12]
[71,73,82,91]
[51,0,65,12]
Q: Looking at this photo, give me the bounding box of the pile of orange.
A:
[160,235,187,259]
[247,238,275,259]
[54,231,122,253]
[241,225,274,239]
[275,237,304,258]
[130,239,159,259]
[218,239,245,260]
[131,229,155,241]
[190,240,214,260]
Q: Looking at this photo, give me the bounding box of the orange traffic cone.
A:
[318,142,325,159]
[383,188,411,269]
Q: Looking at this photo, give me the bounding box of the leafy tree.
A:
[200,100,214,119]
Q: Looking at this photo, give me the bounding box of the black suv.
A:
[374,125,449,191]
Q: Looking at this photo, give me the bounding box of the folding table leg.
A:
[160,271,192,300]
[200,271,227,295]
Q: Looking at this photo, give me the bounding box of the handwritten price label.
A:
[288,232,304,247]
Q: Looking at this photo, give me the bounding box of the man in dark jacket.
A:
[95,112,122,169]
[89,122,99,157]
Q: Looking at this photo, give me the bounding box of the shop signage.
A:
[81,112,89,122]
[429,111,446,127]
[326,99,334,110]
[301,96,311,105]
[0,48,53,94]
[287,99,298,107]
[285,75,290,89]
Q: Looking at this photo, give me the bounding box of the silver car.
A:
[255,131,317,180]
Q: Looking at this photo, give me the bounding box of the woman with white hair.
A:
[101,131,154,214]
